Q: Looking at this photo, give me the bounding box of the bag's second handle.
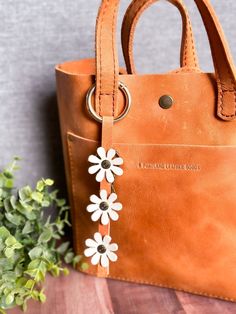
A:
[95,0,236,121]
[121,0,200,74]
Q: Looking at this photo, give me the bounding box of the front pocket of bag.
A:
[66,132,236,295]
[110,142,236,295]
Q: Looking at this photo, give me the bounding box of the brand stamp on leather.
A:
[138,162,201,171]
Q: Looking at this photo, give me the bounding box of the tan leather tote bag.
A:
[56,0,236,301]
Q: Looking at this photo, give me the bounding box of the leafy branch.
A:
[0,158,87,312]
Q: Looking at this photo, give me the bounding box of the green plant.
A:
[0,158,87,313]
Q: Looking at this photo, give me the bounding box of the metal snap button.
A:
[99,202,109,211]
[159,95,174,109]
[97,244,106,254]
[101,160,111,169]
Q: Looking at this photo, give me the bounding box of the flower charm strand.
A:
[87,189,122,225]
[84,232,118,267]
[88,147,123,183]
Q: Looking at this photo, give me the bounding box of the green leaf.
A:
[36,180,44,192]
[18,186,32,201]
[56,242,70,255]
[4,247,14,258]
[38,229,52,243]
[5,236,17,247]
[44,179,54,186]
[50,265,60,277]
[57,199,66,207]
[3,199,12,212]
[16,277,27,287]
[3,170,13,179]
[80,263,89,271]
[5,213,22,226]
[31,191,43,203]
[31,290,39,300]
[42,200,50,207]
[13,242,23,250]
[15,296,24,306]
[4,179,13,189]
[63,268,69,276]
[0,227,10,240]
[28,247,43,260]
[64,252,74,264]
[5,293,14,305]
[24,279,35,289]
[22,221,33,234]
[38,291,46,303]
[10,196,16,209]
[72,255,82,267]
[24,269,38,278]
[27,259,41,270]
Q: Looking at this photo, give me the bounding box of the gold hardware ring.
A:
[86,82,132,123]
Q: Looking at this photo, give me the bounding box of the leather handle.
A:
[121,0,199,74]
[95,0,236,121]
[95,0,120,117]
[194,0,236,121]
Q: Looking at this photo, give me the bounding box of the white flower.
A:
[87,189,122,225]
[88,147,123,183]
[84,232,118,267]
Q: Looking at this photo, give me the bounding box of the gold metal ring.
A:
[86,82,132,123]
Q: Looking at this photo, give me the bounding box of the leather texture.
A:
[56,0,236,301]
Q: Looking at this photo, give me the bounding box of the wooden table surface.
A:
[8,267,236,314]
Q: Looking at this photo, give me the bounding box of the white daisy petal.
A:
[106,250,118,262]
[100,189,108,201]
[97,147,106,159]
[88,164,100,174]
[85,239,97,248]
[112,157,123,166]
[108,193,117,203]
[109,209,119,221]
[88,155,101,164]
[84,247,97,257]
[107,148,116,160]
[101,254,109,267]
[96,169,105,182]
[94,232,103,244]
[85,233,118,268]
[101,212,109,225]
[103,235,112,245]
[108,243,118,252]
[86,204,99,213]
[111,202,122,211]
[105,170,115,183]
[91,210,102,222]
[90,194,101,204]
[88,147,123,184]
[91,252,101,265]
[111,165,123,176]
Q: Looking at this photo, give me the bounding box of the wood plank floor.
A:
[8,267,236,314]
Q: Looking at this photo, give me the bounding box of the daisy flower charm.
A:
[84,232,118,267]
[88,147,123,183]
[87,189,122,225]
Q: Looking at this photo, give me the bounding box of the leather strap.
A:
[194,0,236,120]
[121,0,199,74]
[95,0,236,121]
[95,0,120,117]
[97,116,113,277]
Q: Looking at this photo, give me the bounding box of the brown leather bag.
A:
[56,0,236,301]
